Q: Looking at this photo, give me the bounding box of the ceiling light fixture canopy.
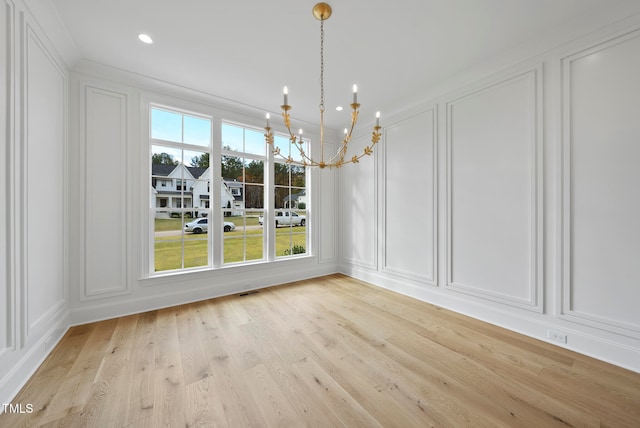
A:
[264,2,381,169]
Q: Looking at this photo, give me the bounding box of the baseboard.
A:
[0,310,70,411]
[70,263,338,326]
[341,264,640,374]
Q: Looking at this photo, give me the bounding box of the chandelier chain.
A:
[319,19,325,111]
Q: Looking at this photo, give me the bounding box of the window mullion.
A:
[212,119,223,268]
[266,146,275,261]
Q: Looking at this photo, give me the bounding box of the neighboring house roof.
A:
[189,166,208,179]
[283,189,306,202]
[152,163,179,177]
[223,178,242,187]
[151,163,208,179]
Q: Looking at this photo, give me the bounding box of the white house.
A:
[151,163,239,217]
[222,178,245,216]
[283,189,307,209]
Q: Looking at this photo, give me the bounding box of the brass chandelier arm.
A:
[264,113,382,169]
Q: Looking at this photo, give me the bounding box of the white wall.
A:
[1,0,70,406]
[560,30,640,337]
[65,63,339,325]
[341,14,640,372]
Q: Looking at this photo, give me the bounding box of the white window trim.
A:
[143,102,312,280]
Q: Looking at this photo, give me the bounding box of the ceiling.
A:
[50,0,640,130]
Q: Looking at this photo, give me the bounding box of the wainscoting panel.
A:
[318,143,337,263]
[446,68,542,311]
[0,0,14,358]
[24,22,66,335]
[561,30,640,336]
[383,110,437,284]
[341,134,377,269]
[81,85,130,299]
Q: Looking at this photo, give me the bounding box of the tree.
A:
[245,160,264,183]
[152,152,178,165]
[274,163,289,186]
[221,155,243,180]
[191,153,210,168]
[291,165,306,188]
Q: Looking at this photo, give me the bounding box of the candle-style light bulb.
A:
[376,111,380,127]
[283,86,289,106]
[352,84,358,104]
[265,112,270,127]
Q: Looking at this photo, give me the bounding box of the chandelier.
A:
[264,2,381,169]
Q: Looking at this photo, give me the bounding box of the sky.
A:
[151,107,305,166]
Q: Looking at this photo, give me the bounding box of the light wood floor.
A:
[2,274,640,427]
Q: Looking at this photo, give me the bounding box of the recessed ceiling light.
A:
[336,106,343,111]
[138,33,153,44]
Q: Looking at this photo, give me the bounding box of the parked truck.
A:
[258,211,306,227]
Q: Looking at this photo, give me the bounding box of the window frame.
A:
[148,104,214,275]
[145,102,313,279]
[221,121,268,265]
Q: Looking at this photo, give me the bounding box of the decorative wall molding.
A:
[80,85,131,299]
[445,66,543,312]
[559,29,640,338]
[1,4,70,407]
[318,142,337,264]
[0,0,16,360]
[382,109,438,285]
[341,134,378,270]
[22,18,67,338]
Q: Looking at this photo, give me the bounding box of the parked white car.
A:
[258,211,306,227]
[184,218,236,234]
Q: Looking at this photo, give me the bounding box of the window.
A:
[150,106,212,273]
[148,105,310,276]
[273,134,308,257]
[221,123,265,264]
[220,122,309,263]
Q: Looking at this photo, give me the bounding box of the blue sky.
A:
[151,107,305,165]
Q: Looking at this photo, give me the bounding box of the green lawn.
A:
[154,223,306,271]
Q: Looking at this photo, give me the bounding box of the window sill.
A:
[139,254,315,286]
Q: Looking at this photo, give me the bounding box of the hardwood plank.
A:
[290,355,384,428]
[184,377,227,427]
[193,299,265,427]
[176,304,212,386]
[151,306,187,428]
[81,314,140,427]
[3,274,640,427]
[242,363,300,427]
[123,310,157,425]
[2,325,95,427]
